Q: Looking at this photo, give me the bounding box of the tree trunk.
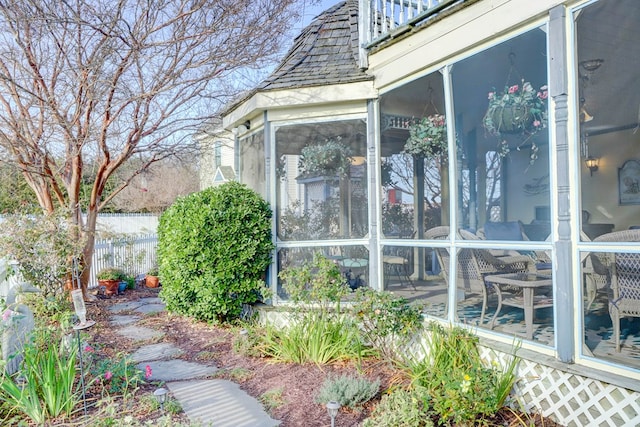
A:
[79,207,99,299]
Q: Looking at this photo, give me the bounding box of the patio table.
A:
[484,272,553,340]
[338,258,368,290]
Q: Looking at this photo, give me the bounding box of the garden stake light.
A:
[71,262,96,418]
[154,387,168,412]
[326,401,340,427]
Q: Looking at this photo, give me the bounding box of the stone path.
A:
[108,297,280,427]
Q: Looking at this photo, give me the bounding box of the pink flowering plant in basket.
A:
[403,114,448,159]
[483,81,548,164]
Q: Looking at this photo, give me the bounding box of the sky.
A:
[294,0,340,32]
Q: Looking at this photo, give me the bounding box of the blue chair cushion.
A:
[484,221,523,241]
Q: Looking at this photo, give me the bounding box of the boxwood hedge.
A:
[157,182,274,322]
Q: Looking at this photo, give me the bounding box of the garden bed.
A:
[81,287,560,426]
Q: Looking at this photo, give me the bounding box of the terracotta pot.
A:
[145,275,160,288]
[99,279,120,296]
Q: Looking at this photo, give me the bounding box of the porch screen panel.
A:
[576,0,640,371]
[277,245,370,300]
[275,120,368,241]
[382,244,449,320]
[379,72,448,239]
[450,27,554,344]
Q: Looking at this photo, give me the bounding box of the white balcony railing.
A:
[359,0,462,56]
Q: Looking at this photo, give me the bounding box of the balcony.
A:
[360,0,467,48]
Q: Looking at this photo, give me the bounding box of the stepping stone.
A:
[138,297,163,305]
[109,315,141,326]
[133,303,166,315]
[116,325,164,341]
[131,343,183,363]
[138,359,217,382]
[166,379,280,427]
[108,301,144,313]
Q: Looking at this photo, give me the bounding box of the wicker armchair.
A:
[593,229,640,352]
[425,226,536,325]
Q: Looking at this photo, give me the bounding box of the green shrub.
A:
[157,182,274,322]
[398,323,520,425]
[316,374,380,409]
[255,253,368,364]
[362,387,433,427]
[279,251,350,312]
[0,210,85,297]
[352,288,424,361]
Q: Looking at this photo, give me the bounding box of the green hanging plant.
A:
[483,80,548,164]
[299,137,353,178]
[403,114,447,159]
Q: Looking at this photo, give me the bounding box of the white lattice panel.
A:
[480,345,640,426]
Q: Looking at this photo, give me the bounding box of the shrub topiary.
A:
[157,182,274,322]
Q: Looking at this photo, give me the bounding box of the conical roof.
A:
[258,0,372,91]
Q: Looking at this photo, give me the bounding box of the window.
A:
[275,119,368,241]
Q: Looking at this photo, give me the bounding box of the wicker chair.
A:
[581,231,609,310]
[425,226,536,325]
[477,221,552,265]
[593,229,640,352]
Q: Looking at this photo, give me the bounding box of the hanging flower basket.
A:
[486,103,535,134]
[403,114,448,158]
[483,82,548,137]
[299,137,353,178]
[483,81,548,165]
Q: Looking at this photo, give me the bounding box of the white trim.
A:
[223,81,376,129]
[369,2,556,94]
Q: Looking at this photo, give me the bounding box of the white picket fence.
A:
[0,234,158,294]
[89,234,158,288]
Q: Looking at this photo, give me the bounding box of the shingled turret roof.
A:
[258,0,371,91]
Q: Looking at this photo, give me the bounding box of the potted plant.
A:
[403,114,448,159]
[298,137,353,178]
[483,80,548,163]
[146,267,160,288]
[97,267,126,296]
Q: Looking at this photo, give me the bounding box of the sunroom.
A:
[221,0,640,424]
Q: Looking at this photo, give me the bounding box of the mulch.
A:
[80,286,560,427]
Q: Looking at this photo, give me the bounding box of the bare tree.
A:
[112,159,199,213]
[0,0,304,296]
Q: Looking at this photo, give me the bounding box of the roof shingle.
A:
[258,0,372,91]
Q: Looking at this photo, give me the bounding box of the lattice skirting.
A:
[479,346,640,426]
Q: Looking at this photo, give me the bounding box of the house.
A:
[195,119,236,189]
[219,0,640,424]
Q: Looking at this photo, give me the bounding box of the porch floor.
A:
[386,277,640,369]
